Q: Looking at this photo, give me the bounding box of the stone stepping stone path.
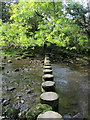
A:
[37,54,63,119]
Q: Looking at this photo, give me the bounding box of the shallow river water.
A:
[0,57,89,119]
[52,62,89,118]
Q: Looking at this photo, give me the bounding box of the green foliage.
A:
[0,1,88,55]
[65,0,90,46]
[66,1,88,17]
[0,1,11,22]
[26,103,52,120]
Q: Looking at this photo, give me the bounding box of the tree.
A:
[0,0,88,54]
[0,1,11,22]
[65,1,90,46]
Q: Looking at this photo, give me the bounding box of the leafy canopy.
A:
[0,1,88,53]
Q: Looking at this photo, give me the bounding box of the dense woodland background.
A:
[0,0,90,58]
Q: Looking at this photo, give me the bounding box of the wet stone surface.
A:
[2,98,10,106]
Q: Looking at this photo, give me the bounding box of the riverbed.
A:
[0,57,89,119]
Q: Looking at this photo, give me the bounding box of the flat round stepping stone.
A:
[44,56,50,60]
[37,111,63,120]
[44,59,50,64]
[40,92,59,111]
[43,65,52,69]
[45,53,49,57]
[42,81,55,92]
[44,59,50,62]
[44,57,50,62]
[43,69,52,74]
[42,74,54,81]
[44,62,51,66]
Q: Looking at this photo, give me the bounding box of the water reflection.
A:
[52,63,89,118]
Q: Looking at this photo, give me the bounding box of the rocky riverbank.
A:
[0,56,43,120]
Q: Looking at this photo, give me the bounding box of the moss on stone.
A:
[26,103,52,120]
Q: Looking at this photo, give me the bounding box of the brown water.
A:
[0,58,89,119]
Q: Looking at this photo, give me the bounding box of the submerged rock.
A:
[20,99,25,104]
[16,92,23,98]
[7,60,12,63]
[13,101,22,109]
[6,71,10,73]
[72,113,83,119]
[7,87,16,91]
[0,66,5,70]
[16,57,22,60]
[2,99,10,106]
[64,114,72,120]
[18,108,29,118]
[26,89,34,94]
[15,68,20,72]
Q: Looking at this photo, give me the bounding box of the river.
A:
[0,57,89,119]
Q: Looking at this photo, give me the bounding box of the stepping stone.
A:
[40,92,59,111]
[44,62,51,66]
[37,111,63,120]
[42,74,54,81]
[44,58,50,64]
[43,69,52,74]
[44,56,50,60]
[44,59,50,63]
[41,81,55,92]
[43,65,52,69]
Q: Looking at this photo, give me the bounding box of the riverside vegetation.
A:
[0,0,90,60]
